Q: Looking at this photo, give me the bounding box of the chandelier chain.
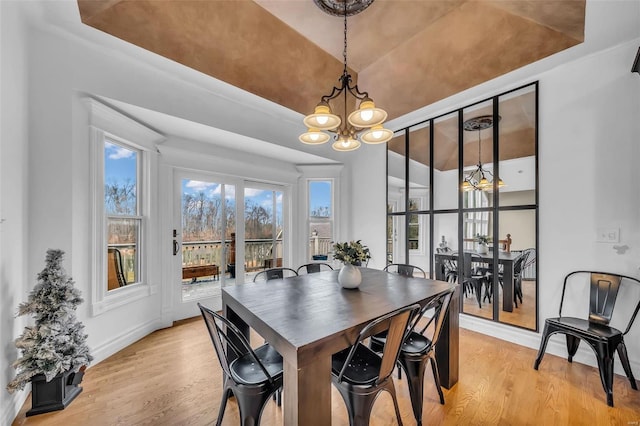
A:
[343,4,348,75]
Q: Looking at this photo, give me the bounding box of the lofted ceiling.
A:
[76,0,585,123]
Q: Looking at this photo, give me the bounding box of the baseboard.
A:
[4,386,29,425]
[89,318,164,365]
[459,314,640,377]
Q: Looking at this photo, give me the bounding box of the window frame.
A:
[87,98,164,316]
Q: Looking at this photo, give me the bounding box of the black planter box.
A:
[27,369,84,416]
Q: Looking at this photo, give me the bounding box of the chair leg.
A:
[474,280,482,308]
[399,356,427,426]
[216,387,232,426]
[566,335,580,363]
[429,354,445,405]
[235,387,273,426]
[334,384,379,426]
[382,378,405,426]
[533,323,552,370]
[616,342,638,390]
[594,344,616,407]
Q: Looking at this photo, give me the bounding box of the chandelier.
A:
[299,0,393,151]
[462,115,505,191]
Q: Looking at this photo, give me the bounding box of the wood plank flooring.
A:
[13,316,640,425]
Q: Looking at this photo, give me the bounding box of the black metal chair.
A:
[332,304,421,426]
[533,271,640,407]
[296,262,334,274]
[252,267,298,282]
[384,263,426,278]
[370,288,454,426]
[198,303,283,425]
[463,253,491,308]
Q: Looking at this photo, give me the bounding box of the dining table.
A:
[434,250,523,312]
[222,267,458,426]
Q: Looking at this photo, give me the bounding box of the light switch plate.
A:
[597,227,620,243]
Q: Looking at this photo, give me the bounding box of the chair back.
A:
[589,273,622,325]
[107,247,127,290]
[253,267,298,282]
[410,288,455,348]
[335,304,420,385]
[297,263,333,274]
[198,303,276,383]
[384,263,426,278]
[513,255,525,277]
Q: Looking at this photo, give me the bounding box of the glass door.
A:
[173,171,236,319]
[243,184,285,283]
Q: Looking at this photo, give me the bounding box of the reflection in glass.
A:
[433,112,458,210]
[387,133,406,213]
[107,218,139,285]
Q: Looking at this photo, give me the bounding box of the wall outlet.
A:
[596,227,620,243]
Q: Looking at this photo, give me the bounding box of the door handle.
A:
[173,240,179,256]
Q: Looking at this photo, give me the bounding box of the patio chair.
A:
[533,271,640,407]
[332,303,421,426]
[253,267,298,282]
[107,247,127,290]
[198,303,283,425]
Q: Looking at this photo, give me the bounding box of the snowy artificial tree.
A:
[7,249,92,415]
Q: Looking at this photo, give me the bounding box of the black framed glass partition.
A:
[386,82,538,331]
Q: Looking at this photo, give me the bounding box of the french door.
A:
[172,171,237,320]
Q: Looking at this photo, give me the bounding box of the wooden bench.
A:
[182,264,219,282]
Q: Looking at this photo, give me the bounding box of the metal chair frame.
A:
[384,263,427,278]
[533,271,640,407]
[252,267,298,282]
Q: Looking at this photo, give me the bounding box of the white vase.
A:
[338,263,362,289]
[477,243,488,254]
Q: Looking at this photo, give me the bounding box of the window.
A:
[408,198,420,251]
[308,180,333,261]
[87,98,163,315]
[105,140,141,286]
[463,191,489,241]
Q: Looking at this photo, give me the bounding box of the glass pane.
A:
[107,218,139,289]
[309,181,332,217]
[433,212,457,280]
[433,112,459,210]
[308,180,332,261]
[104,140,137,215]
[244,188,283,282]
[498,85,537,206]
[498,209,537,330]
[408,123,430,210]
[462,101,495,207]
[389,215,406,264]
[387,133,406,212]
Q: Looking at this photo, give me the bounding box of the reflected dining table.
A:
[222,267,458,426]
[434,250,523,312]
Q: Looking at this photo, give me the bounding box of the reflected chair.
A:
[332,304,421,426]
[198,303,283,426]
[371,289,454,426]
[534,271,640,407]
[463,254,490,308]
[107,247,127,290]
[296,262,334,274]
[384,263,426,278]
[497,254,526,307]
[253,267,298,282]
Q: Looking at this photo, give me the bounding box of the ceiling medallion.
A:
[463,115,495,132]
[313,0,375,17]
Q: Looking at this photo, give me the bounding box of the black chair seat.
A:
[401,331,433,355]
[331,344,382,385]
[231,344,284,385]
[545,317,622,340]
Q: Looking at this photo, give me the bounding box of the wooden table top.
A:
[222,268,455,365]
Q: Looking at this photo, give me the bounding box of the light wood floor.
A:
[13,316,640,425]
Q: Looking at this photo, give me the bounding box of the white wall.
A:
[1,2,31,422]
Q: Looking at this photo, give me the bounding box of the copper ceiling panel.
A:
[78,0,345,114]
[77,0,584,123]
[358,1,582,119]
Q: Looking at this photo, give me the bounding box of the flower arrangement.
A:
[475,234,491,245]
[333,240,371,266]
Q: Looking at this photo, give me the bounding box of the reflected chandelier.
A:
[299,0,393,151]
[462,115,505,191]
